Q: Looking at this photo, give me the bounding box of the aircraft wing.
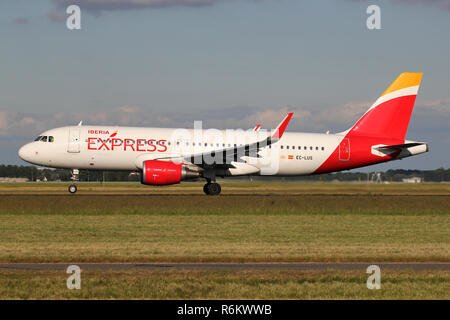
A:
[135,113,293,170]
[182,113,293,168]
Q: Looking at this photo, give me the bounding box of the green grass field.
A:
[1,181,450,195]
[1,269,448,299]
[0,182,448,299]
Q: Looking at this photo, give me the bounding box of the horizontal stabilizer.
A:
[372,141,429,158]
[375,142,423,151]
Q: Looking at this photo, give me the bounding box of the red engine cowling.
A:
[141,160,201,185]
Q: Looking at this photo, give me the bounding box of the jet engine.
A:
[140,160,201,185]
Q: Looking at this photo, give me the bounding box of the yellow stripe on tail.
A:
[382,72,422,96]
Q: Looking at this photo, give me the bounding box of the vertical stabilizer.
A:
[347,73,422,140]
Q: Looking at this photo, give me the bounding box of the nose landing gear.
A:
[68,169,79,194]
[68,184,77,194]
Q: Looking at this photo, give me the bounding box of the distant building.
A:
[402,177,423,183]
[0,177,29,182]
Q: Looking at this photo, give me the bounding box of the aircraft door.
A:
[67,128,81,153]
[339,138,350,161]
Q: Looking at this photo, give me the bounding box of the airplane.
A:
[18,73,429,195]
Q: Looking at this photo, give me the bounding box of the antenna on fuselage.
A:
[77,121,83,126]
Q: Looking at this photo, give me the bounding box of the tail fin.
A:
[347,73,422,140]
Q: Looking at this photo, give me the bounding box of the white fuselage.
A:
[18,125,345,176]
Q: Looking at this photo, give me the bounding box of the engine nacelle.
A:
[140,160,201,185]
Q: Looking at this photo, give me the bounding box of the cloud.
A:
[412,98,450,130]
[12,17,30,25]
[47,11,67,23]
[1,97,449,138]
[351,0,450,10]
[0,112,8,129]
[118,105,141,113]
[392,0,450,10]
[50,0,237,13]
[47,0,268,20]
[45,0,450,22]
[20,117,35,125]
[415,98,450,109]
[50,0,450,14]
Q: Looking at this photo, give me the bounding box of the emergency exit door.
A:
[67,128,81,153]
[339,138,350,161]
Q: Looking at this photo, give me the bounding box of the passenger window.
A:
[316,147,318,150]
[49,136,54,143]
[322,147,324,151]
[281,145,284,149]
[310,146,313,150]
[286,146,289,149]
[298,146,301,150]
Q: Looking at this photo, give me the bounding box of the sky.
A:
[1,0,449,170]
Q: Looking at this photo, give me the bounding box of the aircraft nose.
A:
[18,143,33,162]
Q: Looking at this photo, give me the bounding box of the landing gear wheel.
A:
[68,184,77,194]
[203,182,221,196]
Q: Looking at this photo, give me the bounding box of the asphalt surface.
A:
[0,262,448,271]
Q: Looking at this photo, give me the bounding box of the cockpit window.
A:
[34,135,54,142]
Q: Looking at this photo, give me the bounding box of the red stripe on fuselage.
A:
[314,135,402,174]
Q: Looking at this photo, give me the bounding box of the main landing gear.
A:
[68,169,79,194]
[203,182,221,196]
[202,171,221,196]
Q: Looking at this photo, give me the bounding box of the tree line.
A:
[0,164,449,182]
[0,165,139,182]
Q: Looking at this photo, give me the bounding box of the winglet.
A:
[272,113,293,140]
[253,124,261,132]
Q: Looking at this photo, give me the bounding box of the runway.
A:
[0,262,449,271]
